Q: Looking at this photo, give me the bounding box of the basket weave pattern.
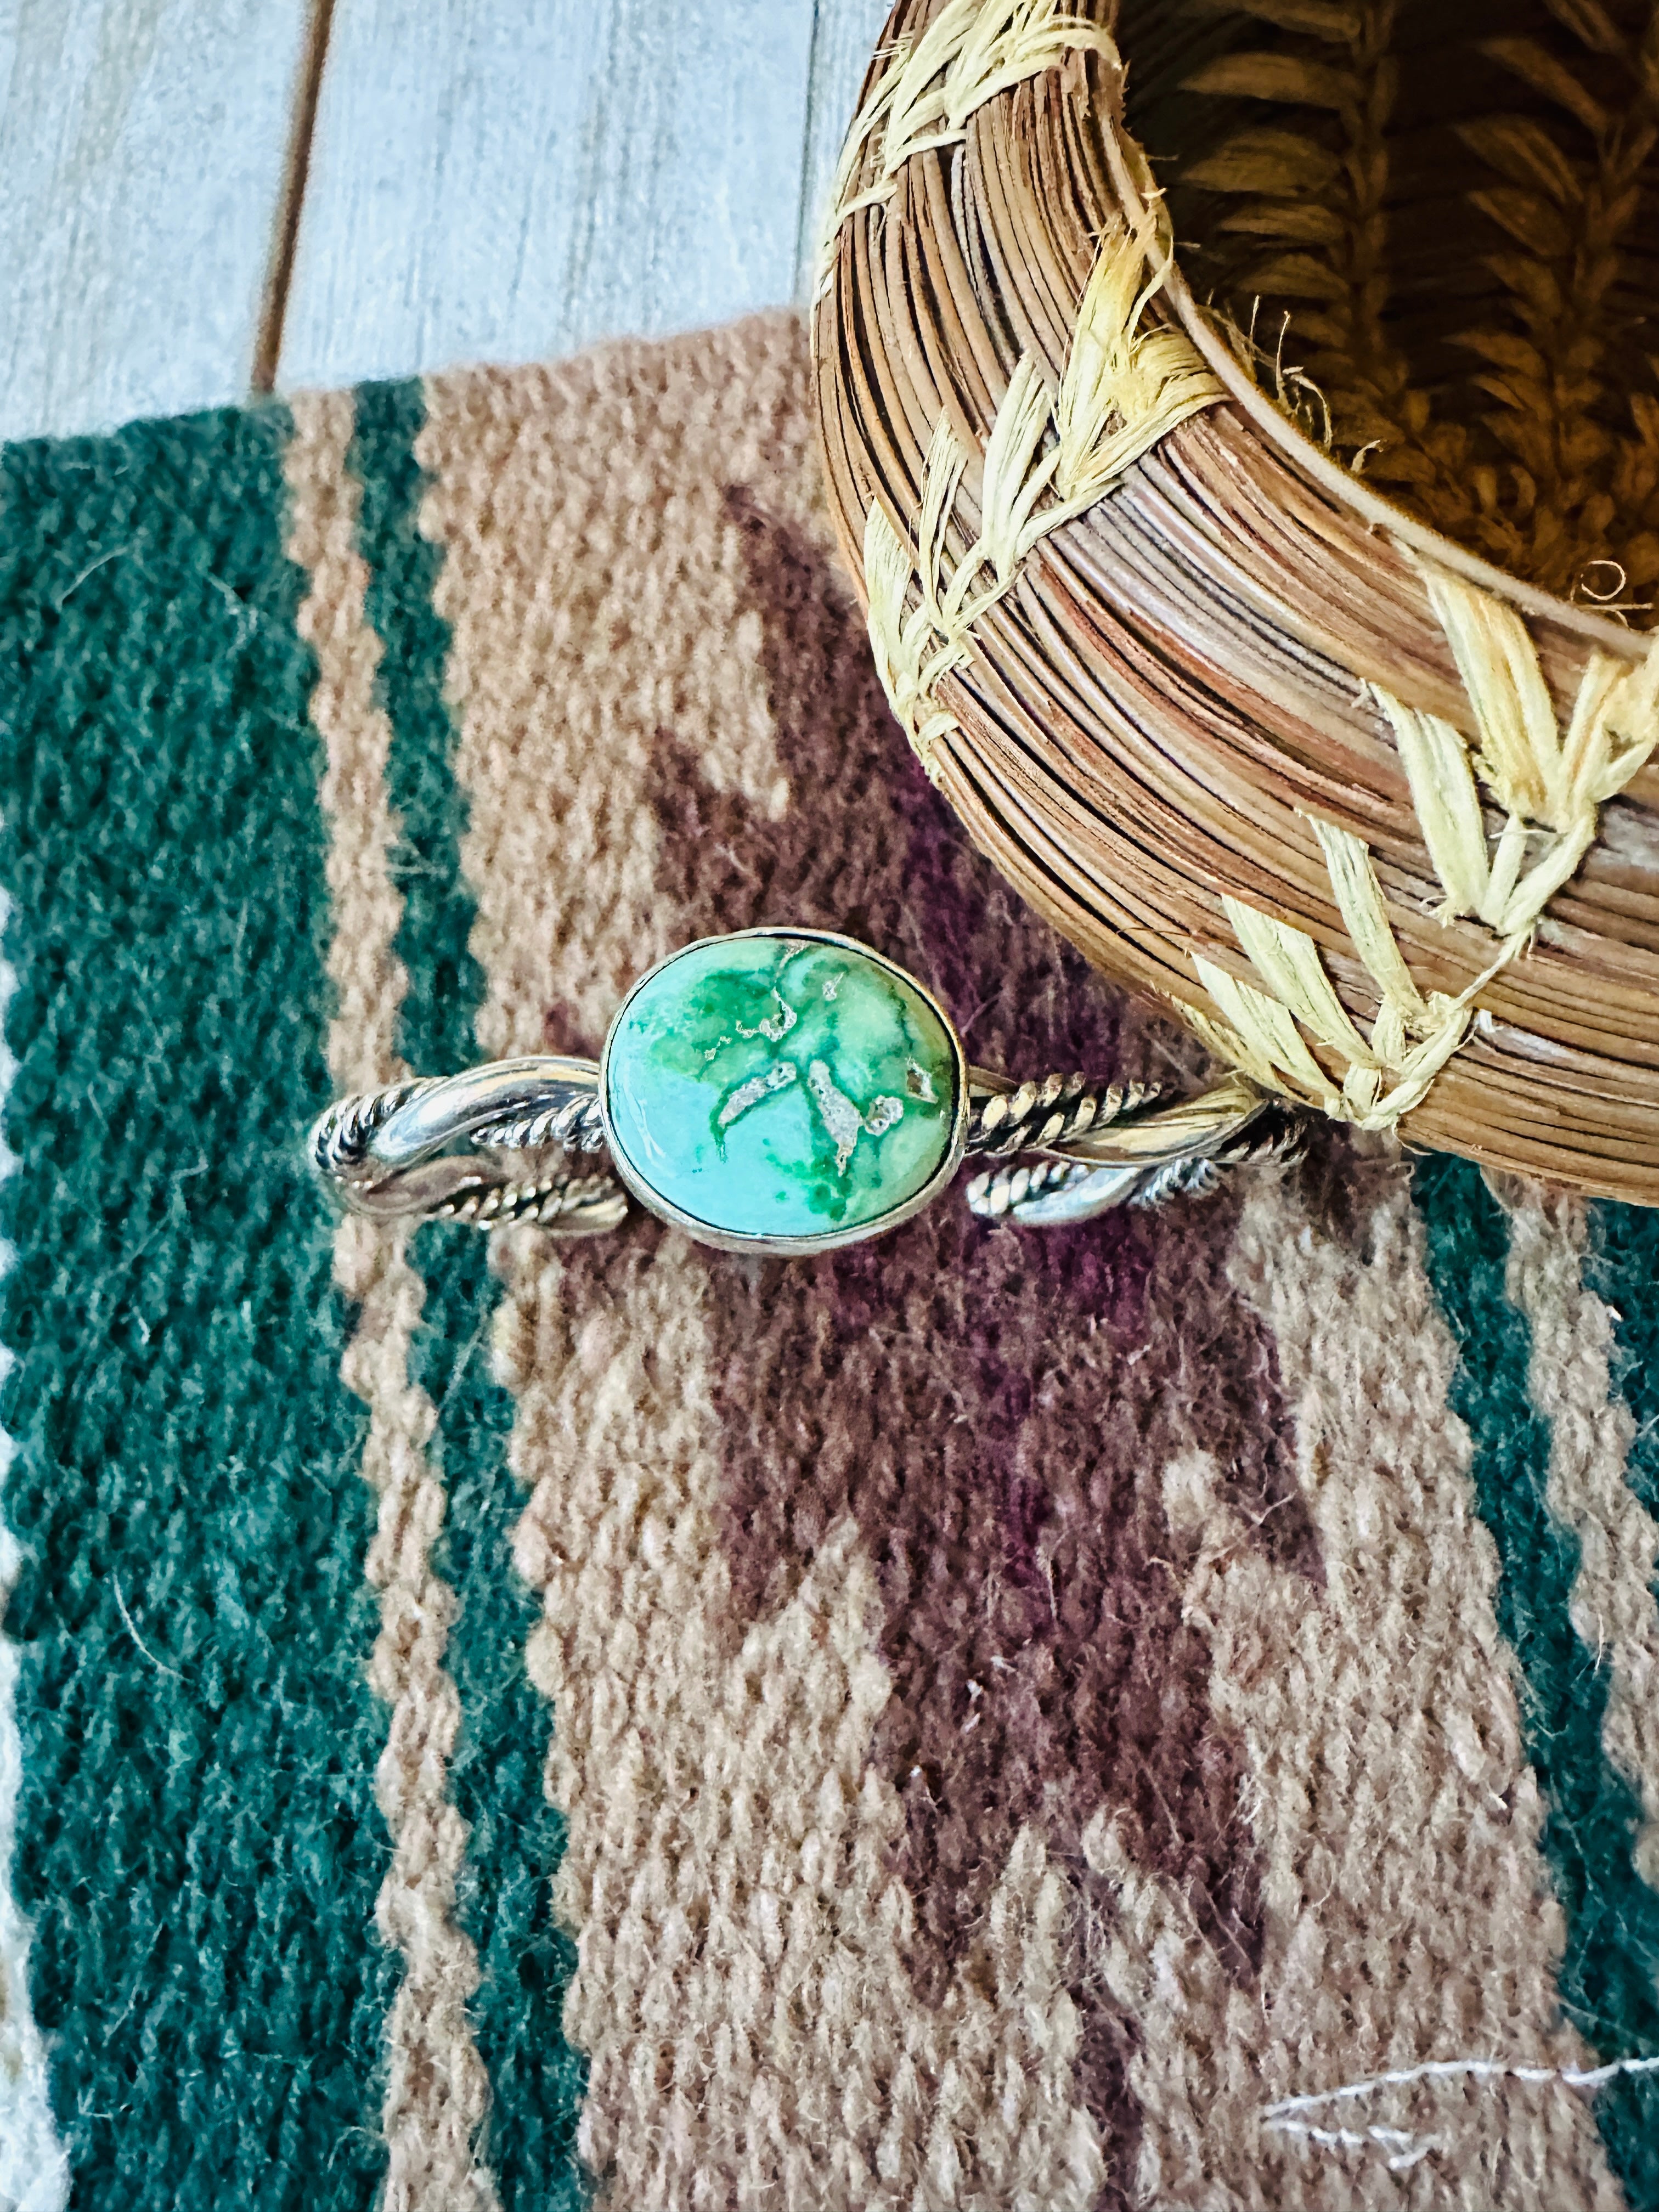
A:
[812,0,1659,1204]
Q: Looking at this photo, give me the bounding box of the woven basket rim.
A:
[812,0,1659,1204]
[1097,85,1651,668]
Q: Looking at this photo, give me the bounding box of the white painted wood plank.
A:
[794,0,895,298]
[280,0,817,392]
[0,0,312,443]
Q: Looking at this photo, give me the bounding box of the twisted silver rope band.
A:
[312,1057,627,1237]
[962,1103,1305,1223]
[313,1076,448,1180]
[963,1073,1160,1158]
[311,1056,1299,1235]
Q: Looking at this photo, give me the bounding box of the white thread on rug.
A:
[1261,2052,1659,2177]
[1262,2118,1438,2175]
[285,390,499,2212]
[0,895,71,2212]
[1266,2050,1659,2116]
[1082,1163,1623,2207]
[1502,1184,1659,1890]
[1226,1170,1623,2202]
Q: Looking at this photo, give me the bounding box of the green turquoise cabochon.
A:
[601,930,963,1250]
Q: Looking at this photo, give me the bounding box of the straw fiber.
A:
[2,313,1658,2209]
[813,0,1659,1203]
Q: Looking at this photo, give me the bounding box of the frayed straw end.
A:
[1053,214,1227,513]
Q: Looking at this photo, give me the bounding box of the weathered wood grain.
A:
[0,0,312,442]
[794,0,894,298]
[279,0,818,391]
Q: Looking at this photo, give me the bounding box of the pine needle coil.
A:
[811,0,1659,1205]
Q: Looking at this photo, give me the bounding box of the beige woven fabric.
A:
[295,312,1656,2207]
[287,390,497,2212]
[10,297,1658,2212]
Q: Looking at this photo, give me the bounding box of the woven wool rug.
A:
[2,312,1658,2212]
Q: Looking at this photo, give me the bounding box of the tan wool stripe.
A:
[1505,1187,1659,1892]
[416,325,1105,2205]
[414,329,811,1068]
[1085,1163,1620,2207]
[500,1234,1103,2209]
[283,390,499,2212]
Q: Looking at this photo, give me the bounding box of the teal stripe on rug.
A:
[349,379,585,2210]
[0,406,396,2208]
[1585,1199,1659,1538]
[1415,1154,1659,2207]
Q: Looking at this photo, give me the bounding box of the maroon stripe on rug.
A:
[647,487,1323,2196]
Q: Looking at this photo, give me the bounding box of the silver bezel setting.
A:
[597,926,969,1255]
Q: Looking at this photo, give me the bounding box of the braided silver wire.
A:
[431,1166,627,1233]
[309,1062,614,1233]
[962,1156,1103,1221]
[467,1092,608,1155]
[964,1096,1307,1224]
[312,1077,449,1184]
[964,1072,1160,1159]
[311,1048,1305,1239]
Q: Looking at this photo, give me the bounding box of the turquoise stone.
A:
[603,933,960,1244]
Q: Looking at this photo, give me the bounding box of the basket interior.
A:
[1118,0,1659,616]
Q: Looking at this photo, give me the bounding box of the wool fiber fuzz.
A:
[0,317,1655,2209]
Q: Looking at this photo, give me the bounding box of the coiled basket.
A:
[810,0,1659,1205]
